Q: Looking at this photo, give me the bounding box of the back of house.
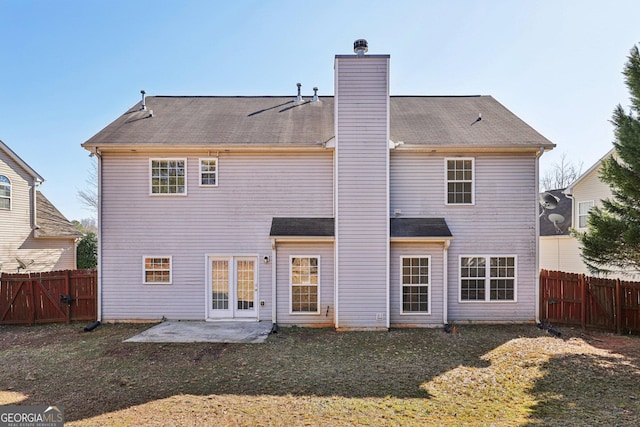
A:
[83,41,554,329]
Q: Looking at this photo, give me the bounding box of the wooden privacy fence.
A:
[0,269,97,325]
[540,269,640,334]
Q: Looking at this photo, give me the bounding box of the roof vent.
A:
[296,83,302,102]
[312,87,319,102]
[140,90,147,111]
[354,39,368,57]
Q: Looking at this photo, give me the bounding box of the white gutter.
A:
[534,147,544,323]
[443,240,450,325]
[94,148,103,322]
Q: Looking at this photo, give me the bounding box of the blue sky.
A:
[1,0,638,221]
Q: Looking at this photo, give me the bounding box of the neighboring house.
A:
[82,41,555,329]
[539,188,584,272]
[0,140,82,273]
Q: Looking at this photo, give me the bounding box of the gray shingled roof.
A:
[270,218,335,237]
[82,95,554,149]
[390,218,452,238]
[34,192,83,239]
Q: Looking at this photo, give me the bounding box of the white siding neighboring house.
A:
[82,41,555,329]
[0,140,82,273]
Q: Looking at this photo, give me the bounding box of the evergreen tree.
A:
[77,232,98,269]
[577,45,640,275]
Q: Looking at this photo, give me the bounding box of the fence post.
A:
[616,279,622,334]
[29,274,36,325]
[580,274,586,329]
[64,270,71,325]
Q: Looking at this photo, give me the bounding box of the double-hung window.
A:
[401,256,430,314]
[199,158,218,187]
[446,158,474,204]
[0,175,10,210]
[460,256,516,302]
[290,256,320,314]
[150,159,186,195]
[143,256,172,284]
[578,200,594,228]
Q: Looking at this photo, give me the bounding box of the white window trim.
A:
[149,158,188,196]
[289,255,321,315]
[444,157,475,206]
[0,175,11,210]
[577,200,595,229]
[199,157,219,188]
[458,255,517,303]
[399,255,432,315]
[143,255,173,285]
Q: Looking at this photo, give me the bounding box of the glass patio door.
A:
[208,257,257,319]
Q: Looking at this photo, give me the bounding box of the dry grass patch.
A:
[1,323,639,426]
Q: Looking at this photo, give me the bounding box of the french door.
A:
[207,256,257,319]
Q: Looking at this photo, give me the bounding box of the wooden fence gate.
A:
[0,269,97,325]
[540,269,640,334]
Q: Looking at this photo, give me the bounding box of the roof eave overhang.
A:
[81,143,332,154]
[393,144,555,154]
[271,236,335,243]
[390,236,454,243]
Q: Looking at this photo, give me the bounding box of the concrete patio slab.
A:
[124,321,273,343]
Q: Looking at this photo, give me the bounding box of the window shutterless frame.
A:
[458,255,517,302]
[399,256,431,315]
[0,175,11,210]
[143,256,173,285]
[199,158,218,187]
[445,158,475,205]
[149,158,187,196]
[578,200,594,229]
[289,255,321,314]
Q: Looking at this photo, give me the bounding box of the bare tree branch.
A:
[540,152,583,191]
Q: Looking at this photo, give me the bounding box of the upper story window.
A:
[150,159,186,195]
[578,200,594,228]
[0,175,10,210]
[460,256,516,302]
[143,256,172,284]
[199,158,218,187]
[446,158,474,205]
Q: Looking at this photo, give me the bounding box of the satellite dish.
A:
[548,213,566,234]
[16,257,34,272]
[539,192,560,210]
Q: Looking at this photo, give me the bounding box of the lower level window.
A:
[144,256,172,284]
[460,256,516,301]
[290,256,319,313]
[401,256,430,314]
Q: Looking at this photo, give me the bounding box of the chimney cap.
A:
[354,39,368,56]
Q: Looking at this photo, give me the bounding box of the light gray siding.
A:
[99,151,333,321]
[334,55,390,329]
[390,243,444,327]
[390,152,538,322]
[274,242,334,326]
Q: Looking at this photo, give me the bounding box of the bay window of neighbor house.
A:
[143,256,172,284]
[460,256,516,302]
[0,175,10,210]
[290,256,320,314]
[150,159,186,195]
[446,158,474,204]
[401,256,430,314]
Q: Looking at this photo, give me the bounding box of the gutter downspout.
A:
[32,181,42,230]
[534,147,545,323]
[271,239,277,331]
[94,148,103,322]
[443,240,451,325]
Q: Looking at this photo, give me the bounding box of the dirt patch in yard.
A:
[1,323,639,426]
